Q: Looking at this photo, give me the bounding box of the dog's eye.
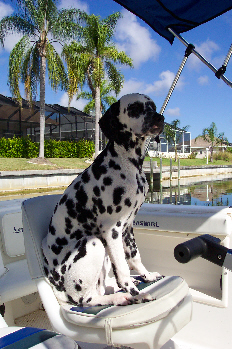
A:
[145,102,156,111]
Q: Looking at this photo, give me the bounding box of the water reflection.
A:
[145,179,232,206]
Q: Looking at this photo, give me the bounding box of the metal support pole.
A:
[215,44,232,79]
[144,42,194,153]
[170,157,172,181]
[168,28,232,88]
[178,158,180,181]
[160,157,162,182]
[149,158,154,192]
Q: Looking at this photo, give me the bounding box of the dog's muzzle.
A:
[143,112,164,136]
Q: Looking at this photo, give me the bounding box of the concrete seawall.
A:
[0,165,232,192]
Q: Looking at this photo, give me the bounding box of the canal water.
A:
[145,179,232,206]
[0,178,232,207]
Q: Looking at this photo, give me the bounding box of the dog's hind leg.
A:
[64,237,134,306]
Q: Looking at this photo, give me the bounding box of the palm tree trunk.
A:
[39,54,46,158]
[94,85,101,158]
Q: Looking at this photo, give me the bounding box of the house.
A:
[0,94,94,141]
[191,137,229,159]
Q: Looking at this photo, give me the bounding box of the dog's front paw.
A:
[112,292,134,306]
[140,272,164,283]
[131,292,154,304]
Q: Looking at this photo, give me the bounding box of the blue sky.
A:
[0,0,232,141]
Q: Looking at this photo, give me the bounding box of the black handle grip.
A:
[174,237,207,263]
[174,234,229,267]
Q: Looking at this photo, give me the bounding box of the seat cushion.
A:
[62,276,190,330]
[0,326,78,349]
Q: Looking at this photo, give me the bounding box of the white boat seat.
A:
[0,201,37,304]
[0,259,36,304]
[22,195,192,349]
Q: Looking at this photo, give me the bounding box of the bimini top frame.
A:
[144,28,232,152]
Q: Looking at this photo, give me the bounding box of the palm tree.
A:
[62,12,133,157]
[77,79,118,115]
[163,119,189,162]
[0,0,83,159]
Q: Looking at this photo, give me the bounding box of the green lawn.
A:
[0,158,90,171]
[144,157,232,167]
[0,156,231,172]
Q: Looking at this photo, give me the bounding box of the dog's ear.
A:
[99,100,121,141]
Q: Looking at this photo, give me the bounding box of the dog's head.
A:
[99,93,164,148]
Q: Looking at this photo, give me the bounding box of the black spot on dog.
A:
[66,199,77,219]
[79,297,84,304]
[61,264,66,274]
[103,176,112,186]
[73,239,87,263]
[49,223,56,236]
[44,266,49,276]
[59,194,68,205]
[116,206,122,213]
[75,185,88,208]
[75,284,82,292]
[87,297,92,303]
[113,187,125,205]
[112,229,118,239]
[101,186,105,191]
[130,288,139,296]
[108,142,118,157]
[81,170,90,183]
[93,186,101,197]
[51,269,60,282]
[65,217,73,235]
[107,206,113,214]
[125,252,130,260]
[135,147,142,156]
[125,198,132,207]
[120,173,126,179]
[51,244,63,255]
[67,294,79,305]
[61,251,71,265]
[91,149,108,180]
[53,259,58,266]
[56,237,68,246]
[127,101,144,118]
[116,221,121,227]
[92,197,106,214]
[70,229,83,240]
[109,160,121,170]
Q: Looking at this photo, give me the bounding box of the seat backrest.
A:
[22,195,61,279]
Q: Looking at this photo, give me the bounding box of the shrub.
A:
[0,137,94,158]
[213,151,232,162]
[188,151,197,159]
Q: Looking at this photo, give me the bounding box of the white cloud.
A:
[198,75,209,85]
[115,9,161,68]
[188,39,220,71]
[59,92,87,111]
[118,79,145,98]
[2,32,24,52]
[145,70,184,96]
[58,0,89,12]
[165,107,181,117]
[0,1,14,20]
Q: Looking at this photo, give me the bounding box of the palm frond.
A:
[21,43,40,102]
[104,61,124,95]
[50,8,85,42]
[46,41,68,92]
[0,15,35,45]
[8,35,31,103]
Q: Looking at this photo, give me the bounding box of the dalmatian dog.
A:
[42,93,164,307]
